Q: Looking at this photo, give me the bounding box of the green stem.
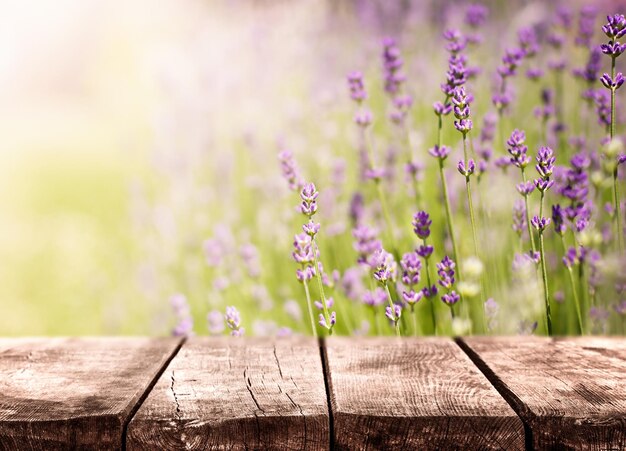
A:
[302,278,318,338]
[384,283,401,337]
[312,238,332,334]
[538,232,552,336]
[422,240,437,335]
[438,161,462,281]
[566,267,584,334]
[521,168,537,253]
[611,56,623,252]
[463,134,479,257]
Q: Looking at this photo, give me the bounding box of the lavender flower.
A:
[534,146,556,193]
[171,294,193,337]
[600,73,625,90]
[552,204,567,235]
[507,129,531,168]
[354,109,373,127]
[402,289,424,306]
[516,182,534,196]
[347,71,367,103]
[370,248,396,284]
[518,27,539,57]
[457,159,476,176]
[300,182,319,217]
[452,86,473,134]
[319,311,336,329]
[573,47,602,83]
[385,304,402,322]
[412,211,432,239]
[593,89,612,127]
[465,4,489,29]
[400,252,422,286]
[441,291,461,305]
[512,199,526,236]
[428,144,451,161]
[433,101,453,117]
[278,150,304,191]
[353,225,382,264]
[292,232,314,265]
[363,288,388,307]
[207,310,224,335]
[382,37,406,95]
[225,306,244,337]
[437,256,456,290]
[576,6,598,47]
[531,215,551,232]
[417,244,434,258]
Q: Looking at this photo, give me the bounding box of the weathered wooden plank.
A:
[459,336,626,450]
[127,337,329,450]
[324,337,524,450]
[0,337,181,450]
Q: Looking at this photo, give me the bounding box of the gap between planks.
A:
[122,338,186,451]
[454,337,534,451]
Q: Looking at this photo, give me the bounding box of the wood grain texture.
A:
[459,336,626,450]
[0,337,181,450]
[127,337,329,450]
[324,337,524,450]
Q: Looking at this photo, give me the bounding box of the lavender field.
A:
[1,0,625,337]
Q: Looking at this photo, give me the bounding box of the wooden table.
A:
[0,337,624,450]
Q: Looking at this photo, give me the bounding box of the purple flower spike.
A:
[465,4,489,28]
[531,215,551,232]
[385,304,402,322]
[442,291,461,305]
[363,288,388,307]
[303,220,321,237]
[225,306,244,337]
[293,233,314,265]
[576,6,598,47]
[512,199,526,236]
[354,109,373,127]
[422,285,438,298]
[602,14,626,40]
[457,159,476,177]
[536,146,555,178]
[412,211,432,239]
[353,225,382,264]
[437,256,456,290]
[319,311,337,329]
[518,27,539,57]
[516,181,535,196]
[296,266,315,283]
[600,72,625,90]
[428,144,451,161]
[551,204,567,235]
[402,289,424,305]
[507,129,531,168]
[534,178,555,192]
[300,182,319,217]
[417,244,434,259]
[278,150,304,191]
[400,252,422,286]
[433,101,453,116]
[600,41,626,58]
[382,37,406,95]
[563,247,579,268]
[347,71,367,103]
[370,248,396,284]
